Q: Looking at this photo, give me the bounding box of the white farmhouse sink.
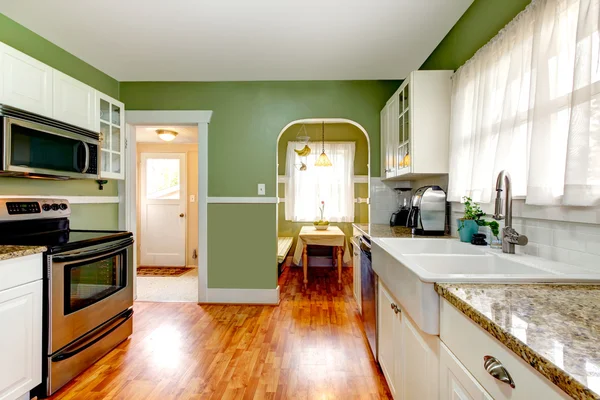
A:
[372,238,600,335]
[376,238,486,255]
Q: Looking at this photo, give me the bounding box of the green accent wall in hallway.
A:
[421,0,531,71]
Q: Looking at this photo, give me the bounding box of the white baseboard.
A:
[205,285,280,305]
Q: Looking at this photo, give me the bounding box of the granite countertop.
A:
[353,223,448,239]
[436,283,600,400]
[0,245,46,261]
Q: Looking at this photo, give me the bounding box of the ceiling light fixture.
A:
[315,122,332,167]
[156,129,178,142]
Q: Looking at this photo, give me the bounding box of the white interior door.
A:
[140,152,187,266]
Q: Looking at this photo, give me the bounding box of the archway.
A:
[275,118,371,288]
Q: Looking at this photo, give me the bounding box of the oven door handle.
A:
[52,308,133,362]
[52,237,134,263]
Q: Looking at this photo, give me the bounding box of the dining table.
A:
[292,225,351,289]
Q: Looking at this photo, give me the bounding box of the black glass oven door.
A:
[64,249,127,315]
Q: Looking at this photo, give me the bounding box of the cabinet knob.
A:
[483,356,515,389]
[390,303,400,314]
[179,213,185,217]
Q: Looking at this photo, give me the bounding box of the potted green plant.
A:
[457,197,501,244]
[457,197,482,242]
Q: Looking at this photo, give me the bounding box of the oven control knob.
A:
[51,204,59,211]
[42,204,51,212]
[59,203,68,210]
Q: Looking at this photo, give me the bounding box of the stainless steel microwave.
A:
[0,104,100,179]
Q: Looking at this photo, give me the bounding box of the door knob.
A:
[179,213,185,217]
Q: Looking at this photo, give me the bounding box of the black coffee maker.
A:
[390,188,411,226]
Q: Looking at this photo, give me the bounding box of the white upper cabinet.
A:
[381,70,453,180]
[53,70,96,130]
[0,42,53,117]
[97,92,125,180]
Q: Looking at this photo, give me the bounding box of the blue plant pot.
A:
[457,219,479,243]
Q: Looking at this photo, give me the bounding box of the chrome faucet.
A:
[492,170,528,254]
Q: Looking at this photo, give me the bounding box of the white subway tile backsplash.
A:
[450,202,600,271]
[370,178,403,225]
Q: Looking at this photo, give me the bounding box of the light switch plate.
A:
[190,195,195,202]
[258,183,266,195]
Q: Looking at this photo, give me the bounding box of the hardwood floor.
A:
[49,267,391,399]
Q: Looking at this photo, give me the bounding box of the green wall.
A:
[277,123,369,253]
[0,14,120,229]
[421,0,531,71]
[120,81,398,289]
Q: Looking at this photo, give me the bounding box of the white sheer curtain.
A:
[448,0,600,206]
[285,141,355,222]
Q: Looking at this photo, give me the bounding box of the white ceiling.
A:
[135,126,198,143]
[0,0,473,81]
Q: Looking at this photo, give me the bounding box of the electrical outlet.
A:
[258,184,266,195]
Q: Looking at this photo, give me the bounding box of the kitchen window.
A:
[284,142,355,222]
[448,0,600,206]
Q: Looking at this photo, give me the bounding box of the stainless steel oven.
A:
[46,236,134,395]
[49,237,133,353]
[0,104,100,179]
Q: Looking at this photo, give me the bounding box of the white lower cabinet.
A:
[440,342,492,400]
[377,280,439,400]
[0,255,43,400]
[402,314,439,400]
[378,281,401,397]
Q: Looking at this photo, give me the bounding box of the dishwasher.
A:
[360,235,377,360]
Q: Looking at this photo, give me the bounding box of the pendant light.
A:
[315,122,332,167]
[156,129,178,142]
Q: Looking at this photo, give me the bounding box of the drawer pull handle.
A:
[484,355,515,389]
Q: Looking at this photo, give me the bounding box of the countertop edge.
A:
[0,246,47,262]
[352,223,369,238]
[434,283,599,400]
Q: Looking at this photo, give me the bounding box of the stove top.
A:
[0,198,133,253]
[0,228,132,254]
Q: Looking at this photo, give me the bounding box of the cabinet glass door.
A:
[99,96,125,179]
[398,84,410,171]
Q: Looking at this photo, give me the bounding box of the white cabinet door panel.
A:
[0,44,52,117]
[0,280,42,400]
[402,315,439,400]
[378,282,398,398]
[53,70,95,130]
[440,342,492,400]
